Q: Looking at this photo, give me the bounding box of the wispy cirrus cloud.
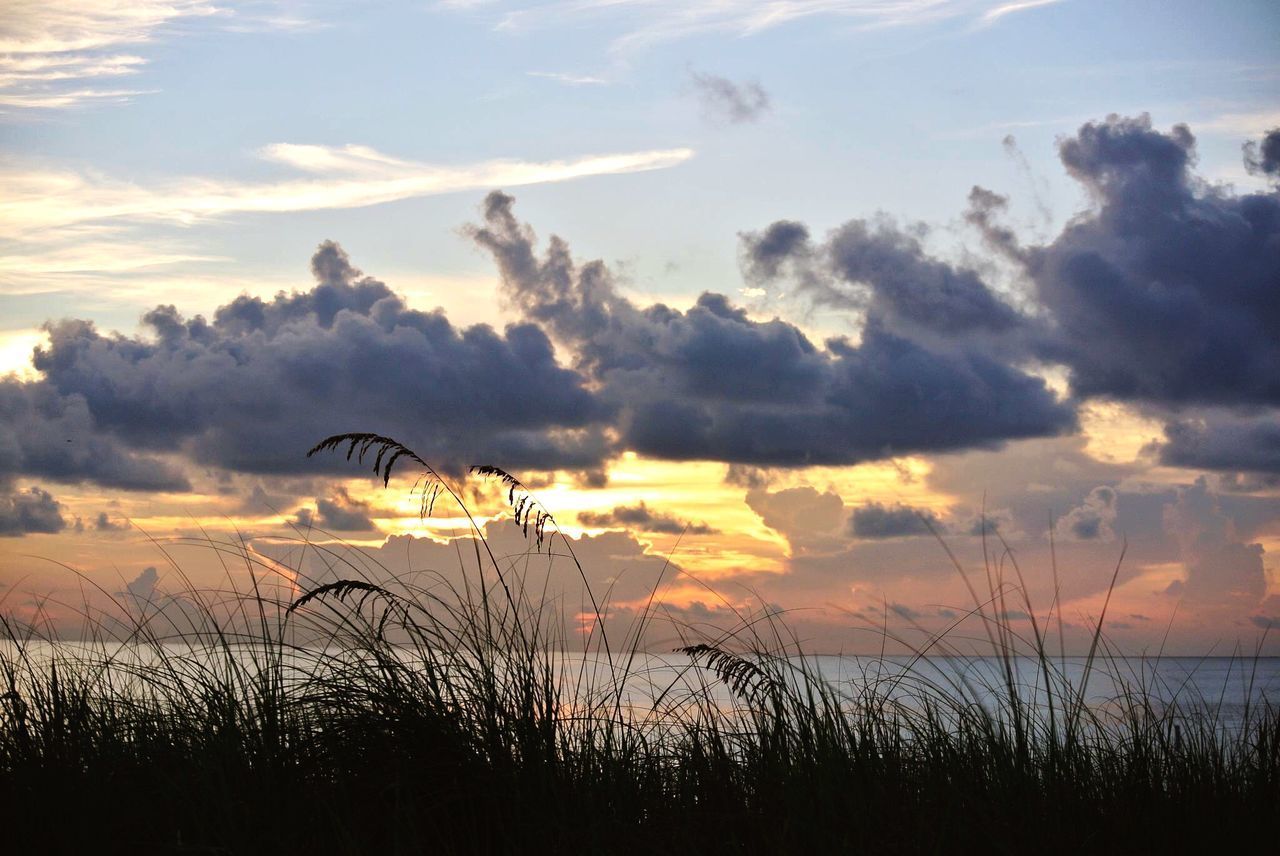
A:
[465,0,1067,53]
[0,1,218,55]
[0,143,695,238]
[525,70,609,86]
[0,240,219,277]
[0,1,322,112]
[978,0,1063,27]
[0,0,218,111]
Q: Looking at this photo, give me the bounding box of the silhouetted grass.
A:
[0,435,1274,854]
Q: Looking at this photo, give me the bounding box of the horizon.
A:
[2,0,1280,656]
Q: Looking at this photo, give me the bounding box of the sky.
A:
[1,0,1279,653]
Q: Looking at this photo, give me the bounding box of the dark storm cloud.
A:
[238,482,310,515]
[94,511,128,532]
[740,212,1028,342]
[1217,472,1280,493]
[963,185,1026,261]
[1029,116,1280,408]
[1156,413,1280,474]
[689,71,770,124]
[5,199,1073,502]
[962,514,1003,534]
[577,502,718,535]
[26,241,611,476]
[0,485,65,536]
[469,192,1075,467]
[293,487,379,531]
[1243,128,1280,179]
[974,118,1280,477]
[848,502,940,539]
[314,495,375,531]
[11,115,1272,504]
[742,115,1280,476]
[0,378,190,491]
[739,220,811,283]
[824,218,1026,337]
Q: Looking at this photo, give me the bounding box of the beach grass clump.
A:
[0,434,1275,854]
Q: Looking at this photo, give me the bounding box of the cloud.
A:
[960,508,1012,537]
[1021,118,1280,476]
[0,87,152,109]
[525,71,607,86]
[0,377,191,491]
[237,481,311,515]
[120,565,159,601]
[724,463,775,489]
[578,502,718,535]
[1054,485,1118,542]
[1243,128,1280,178]
[483,1,1065,54]
[7,196,1073,495]
[740,212,1032,360]
[964,185,1027,261]
[826,218,1026,337]
[746,486,845,540]
[20,241,611,477]
[468,191,1075,467]
[1156,412,1280,474]
[889,602,923,621]
[0,1,217,110]
[279,519,685,623]
[921,434,1159,585]
[1162,477,1266,606]
[94,510,128,532]
[294,487,378,532]
[746,116,1280,414]
[739,220,811,284]
[745,115,1280,478]
[979,0,1064,27]
[848,502,940,539]
[0,144,695,239]
[12,111,1275,503]
[0,2,324,111]
[1030,116,1280,409]
[1216,472,1280,493]
[0,484,66,536]
[689,71,770,125]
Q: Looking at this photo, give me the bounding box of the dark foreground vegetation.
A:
[1,435,1276,854]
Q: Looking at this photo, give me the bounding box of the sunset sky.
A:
[2,0,1278,652]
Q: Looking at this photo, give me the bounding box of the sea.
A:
[4,640,1275,736]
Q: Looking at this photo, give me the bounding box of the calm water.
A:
[602,654,1280,731]
[5,642,1276,734]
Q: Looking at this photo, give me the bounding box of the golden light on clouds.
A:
[0,328,46,379]
[1079,401,1164,465]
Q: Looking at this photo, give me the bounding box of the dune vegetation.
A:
[1,435,1275,854]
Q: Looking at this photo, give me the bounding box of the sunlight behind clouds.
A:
[0,328,47,380]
